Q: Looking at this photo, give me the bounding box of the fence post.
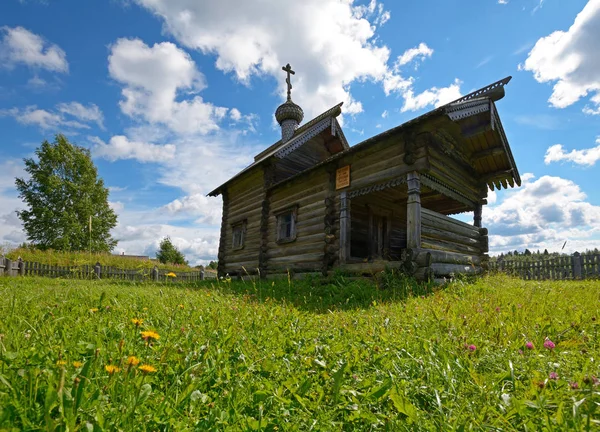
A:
[18,258,24,276]
[200,270,205,281]
[152,266,159,282]
[94,262,102,279]
[6,258,13,277]
[0,256,4,276]
[572,252,582,280]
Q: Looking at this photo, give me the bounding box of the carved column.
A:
[474,203,482,228]
[339,191,350,264]
[259,163,274,278]
[322,167,337,275]
[406,172,421,249]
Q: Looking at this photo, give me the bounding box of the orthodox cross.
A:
[282,63,295,101]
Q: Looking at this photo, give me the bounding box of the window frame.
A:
[231,219,247,250]
[275,205,298,244]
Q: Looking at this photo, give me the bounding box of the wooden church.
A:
[208,65,520,281]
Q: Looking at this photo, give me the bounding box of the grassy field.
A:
[0,274,598,430]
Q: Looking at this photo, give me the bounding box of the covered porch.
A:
[338,171,489,281]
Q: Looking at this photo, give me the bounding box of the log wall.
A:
[223,168,265,275]
[417,208,487,280]
[265,170,330,274]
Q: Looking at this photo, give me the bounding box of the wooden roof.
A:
[269,76,520,193]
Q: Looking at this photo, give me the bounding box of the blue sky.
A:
[1,0,599,264]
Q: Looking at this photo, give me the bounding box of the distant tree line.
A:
[492,247,600,262]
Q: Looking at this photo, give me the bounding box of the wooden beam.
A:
[339,191,349,264]
[483,168,514,183]
[471,146,505,161]
[474,203,482,228]
[462,122,492,139]
[406,172,421,249]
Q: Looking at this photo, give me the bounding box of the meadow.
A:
[0,274,598,430]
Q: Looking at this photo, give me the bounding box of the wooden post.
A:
[200,270,205,281]
[217,189,229,278]
[5,258,13,277]
[152,266,159,282]
[18,258,24,276]
[474,203,482,228]
[94,262,101,279]
[572,252,582,280]
[339,191,350,264]
[406,172,421,249]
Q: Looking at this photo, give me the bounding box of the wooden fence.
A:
[0,256,216,282]
[488,252,600,280]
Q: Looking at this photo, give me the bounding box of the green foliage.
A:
[156,237,187,266]
[0,275,599,429]
[3,246,196,271]
[14,135,118,252]
[207,260,218,270]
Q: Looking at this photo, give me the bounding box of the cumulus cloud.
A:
[91,135,176,163]
[382,44,462,110]
[485,175,600,253]
[544,138,600,166]
[395,42,433,67]
[108,38,232,135]
[56,102,104,129]
[521,0,600,112]
[0,102,104,131]
[0,26,68,72]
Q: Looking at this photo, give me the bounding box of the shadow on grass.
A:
[159,270,439,313]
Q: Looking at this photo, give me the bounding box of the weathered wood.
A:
[421,209,481,237]
[431,263,482,276]
[406,172,421,249]
[421,238,481,255]
[471,146,505,161]
[217,189,229,277]
[421,226,482,248]
[419,249,482,266]
[339,191,349,264]
[474,203,482,228]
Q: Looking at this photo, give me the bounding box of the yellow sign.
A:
[336,165,350,190]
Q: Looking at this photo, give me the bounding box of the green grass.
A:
[0,274,599,430]
[1,246,197,272]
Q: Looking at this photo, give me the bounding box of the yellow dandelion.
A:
[56,360,67,366]
[73,361,83,368]
[138,364,157,373]
[89,308,99,313]
[140,330,160,341]
[127,356,140,366]
[178,304,184,309]
[166,272,177,278]
[131,318,144,326]
[143,307,148,311]
[105,365,120,374]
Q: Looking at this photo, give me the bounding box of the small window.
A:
[276,207,297,243]
[231,220,246,249]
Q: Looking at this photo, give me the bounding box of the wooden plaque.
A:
[336,165,350,190]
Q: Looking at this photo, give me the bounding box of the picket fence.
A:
[0,256,216,282]
[488,252,600,280]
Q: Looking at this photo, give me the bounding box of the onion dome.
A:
[275,99,304,126]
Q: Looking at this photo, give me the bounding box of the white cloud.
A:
[401,78,462,112]
[57,102,104,129]
[381,110,388,118]
[382,43,462,110]
[0,26,68,72]
[108,38,231,135]
[161,193,222,225]
[485,175,600,253]
[92,135,176,163]
[131,0,394,119]
[522,0,600,112]
[395,42,433,67]
[0,102,104,131]
[498,0,508,4]
[544,138,600,166]
[0,106,89,130]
